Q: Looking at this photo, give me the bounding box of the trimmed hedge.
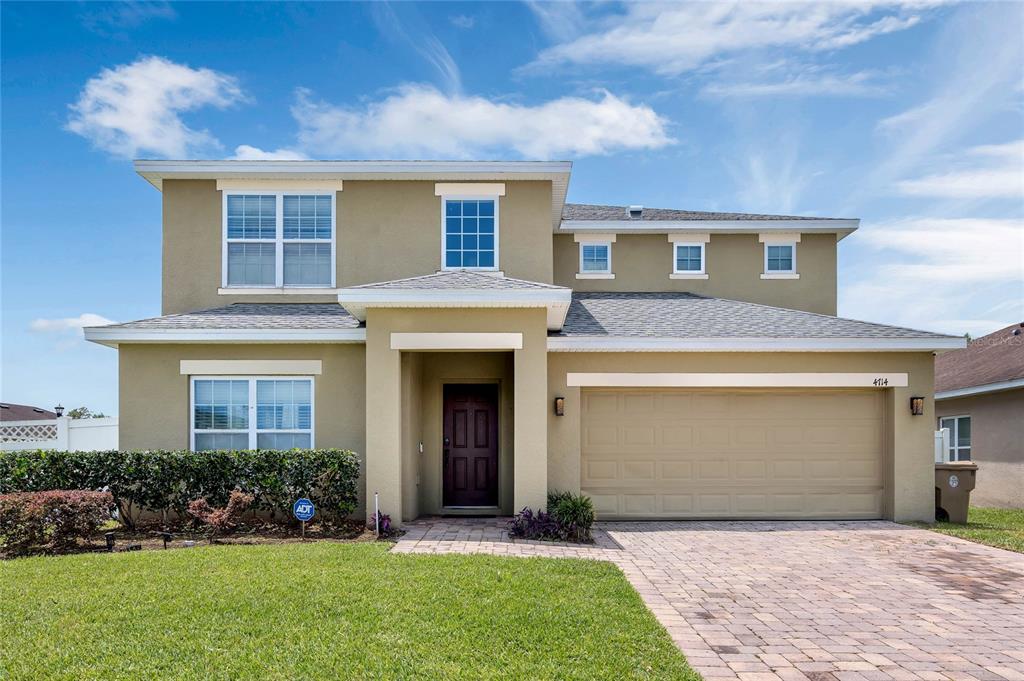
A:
[0,490,114,555]
[0,449,359,529]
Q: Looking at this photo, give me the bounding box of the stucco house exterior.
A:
[84,160,964,524]
[935,322,1024,508]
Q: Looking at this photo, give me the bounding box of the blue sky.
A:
[2,1,1022,416]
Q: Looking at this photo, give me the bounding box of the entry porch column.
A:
[365,317,402,525]
[513,329,548,512]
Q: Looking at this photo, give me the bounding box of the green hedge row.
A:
[0,449,360,529]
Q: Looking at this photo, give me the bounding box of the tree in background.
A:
[66,407,107,419]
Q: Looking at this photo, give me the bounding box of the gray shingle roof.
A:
[348,270,568,290]
[552,293,953,339]
[562,203,849,222]
[96,303,361,330]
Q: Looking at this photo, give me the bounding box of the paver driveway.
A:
[394,519,1024,680]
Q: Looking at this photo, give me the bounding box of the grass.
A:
[0,543,696,680]
[925,507,1024,554]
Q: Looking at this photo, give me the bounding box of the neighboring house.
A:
[0,403,58,421]
[935,323,1024,508]
[84,160,964,524]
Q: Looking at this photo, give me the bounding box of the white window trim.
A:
[222,190,337,290]
[577,240,613,276]
[939,415,971,462]
[440,195,500,272]
[189,375,315,451]
[672,242,707,276]
[763,241,798,276]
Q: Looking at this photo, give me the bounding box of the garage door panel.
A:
[581,389,884,519]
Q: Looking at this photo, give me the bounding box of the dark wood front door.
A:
[443,383,499,507]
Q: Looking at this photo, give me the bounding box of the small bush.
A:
[187,489,255,539]
[0,490,114,556]
[548,491,595,542]
[507,507,562,541]
[508,492,596,543]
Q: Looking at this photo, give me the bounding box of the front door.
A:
[443,383,499,507]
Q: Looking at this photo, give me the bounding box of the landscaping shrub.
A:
[187,489,255,539]
[547,491,595,542]
[0,490,114,556]
[507,491,596,543]
[0,449,359,530]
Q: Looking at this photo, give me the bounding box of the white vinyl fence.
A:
[0,417,118,452]
[934,428,951,463]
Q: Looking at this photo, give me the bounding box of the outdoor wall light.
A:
[910,396,925,416]
[554,396,565,416]
[54,404,64,417]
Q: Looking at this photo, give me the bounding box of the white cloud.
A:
[856,4,1024,207]
[67,56,245,158]
[291,85,673,159]
[529,3,933,76]
[30,314,116,334]
[449,14,475,29]
[371,3,462,94]
[841,217,1024,335]
[857,217,1023,283]
[231,145,308,161]
[79,2,176,35]
[703,69,887,98]
[895,139,1024,199]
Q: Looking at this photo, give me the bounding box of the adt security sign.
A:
[293,498,315,522]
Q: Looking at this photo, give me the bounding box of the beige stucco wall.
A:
[547,351,936,522]
[364,307,548,524]
[161,179,554,314]
[118,343,367,514]
[936,389,1024,507]
[553,233,838,315]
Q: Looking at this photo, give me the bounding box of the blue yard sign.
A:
[293,498,315,522]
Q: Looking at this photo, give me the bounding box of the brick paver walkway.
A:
[394,518,1024,680]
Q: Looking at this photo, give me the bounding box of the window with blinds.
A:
[224,192,334,288]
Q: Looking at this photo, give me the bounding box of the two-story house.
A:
[85,160,963,524]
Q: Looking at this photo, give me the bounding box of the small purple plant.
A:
[507,507,562,541]
[372,510,394,538]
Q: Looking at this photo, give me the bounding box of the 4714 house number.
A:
[872,378,890,386]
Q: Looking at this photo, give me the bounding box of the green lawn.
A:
[926,507,1024,554]
[0,543,696,680]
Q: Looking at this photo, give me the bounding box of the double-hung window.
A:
[443,198,497,270]
[225,192,335,288]
[191,377,314,451]
[939,415,971,461]
[674,243,705,274]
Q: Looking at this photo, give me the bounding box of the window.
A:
[674,243,705,274]
[224,192,335,288]
[580,243,611,273]
[191,377,313,451]
[765,243,795,273]
[443,198,497,270]
[939,415,971,461]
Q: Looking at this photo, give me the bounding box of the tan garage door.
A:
[581,389,885,519]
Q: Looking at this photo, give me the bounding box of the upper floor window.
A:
[581,243,611,273]
[224,192,335,288]
[765,244,795,273]
[191,376,313,451]
[674,243,705,274]
[443,198,497,270]
[939,415,971,461]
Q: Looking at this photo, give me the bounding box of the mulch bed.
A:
[2,520,398,559]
